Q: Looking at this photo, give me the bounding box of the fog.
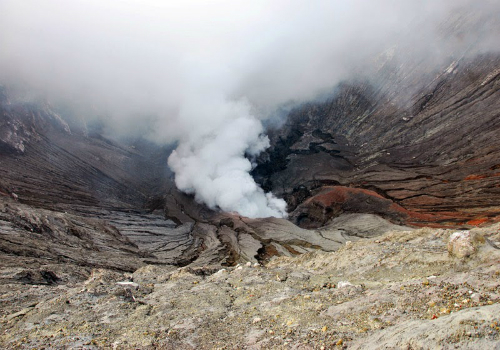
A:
[1,0,499,217]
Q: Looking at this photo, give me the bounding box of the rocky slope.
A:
[1,86,400,276]
[254,54,500,229]
[1,223,499,349]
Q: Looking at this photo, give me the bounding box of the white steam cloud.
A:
[1,0,499,218]
[167,97,287,218]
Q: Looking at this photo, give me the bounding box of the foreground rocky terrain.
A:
[1,222,499,349]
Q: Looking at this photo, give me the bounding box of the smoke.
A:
[167,96,287,217]
[1,0,499,218]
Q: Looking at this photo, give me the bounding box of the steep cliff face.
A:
[0,88,182,272]
[0,92,173,210]
[254,54,500,228]
[2,50,500,275]
[2,88,389,275]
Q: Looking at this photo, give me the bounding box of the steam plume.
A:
[167,97,287,217]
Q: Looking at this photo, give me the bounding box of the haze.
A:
[1,0,498,217]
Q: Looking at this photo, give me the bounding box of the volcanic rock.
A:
[447,230,486,259]
[1,223,498,349]
[254,54,500,229]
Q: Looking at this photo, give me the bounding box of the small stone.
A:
[336,339,343,346]
[428,301,436,307]
[245,262,252,267]
[321,326,328,332]
[275,272,287,282]
[337,281,353,288]
[447,231,484,258]
[253,263,260,268]
[422,279,430,286]
[235,266,243,271]
[116,281,139,289]
[268,330,275,335]
[252,317,262,324]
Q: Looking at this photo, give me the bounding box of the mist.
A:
[1,0,499,218]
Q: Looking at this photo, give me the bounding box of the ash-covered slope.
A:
[0,88,170,210]
[1,88,385,278]
[0,88,190,271]
[254,54,500,228]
